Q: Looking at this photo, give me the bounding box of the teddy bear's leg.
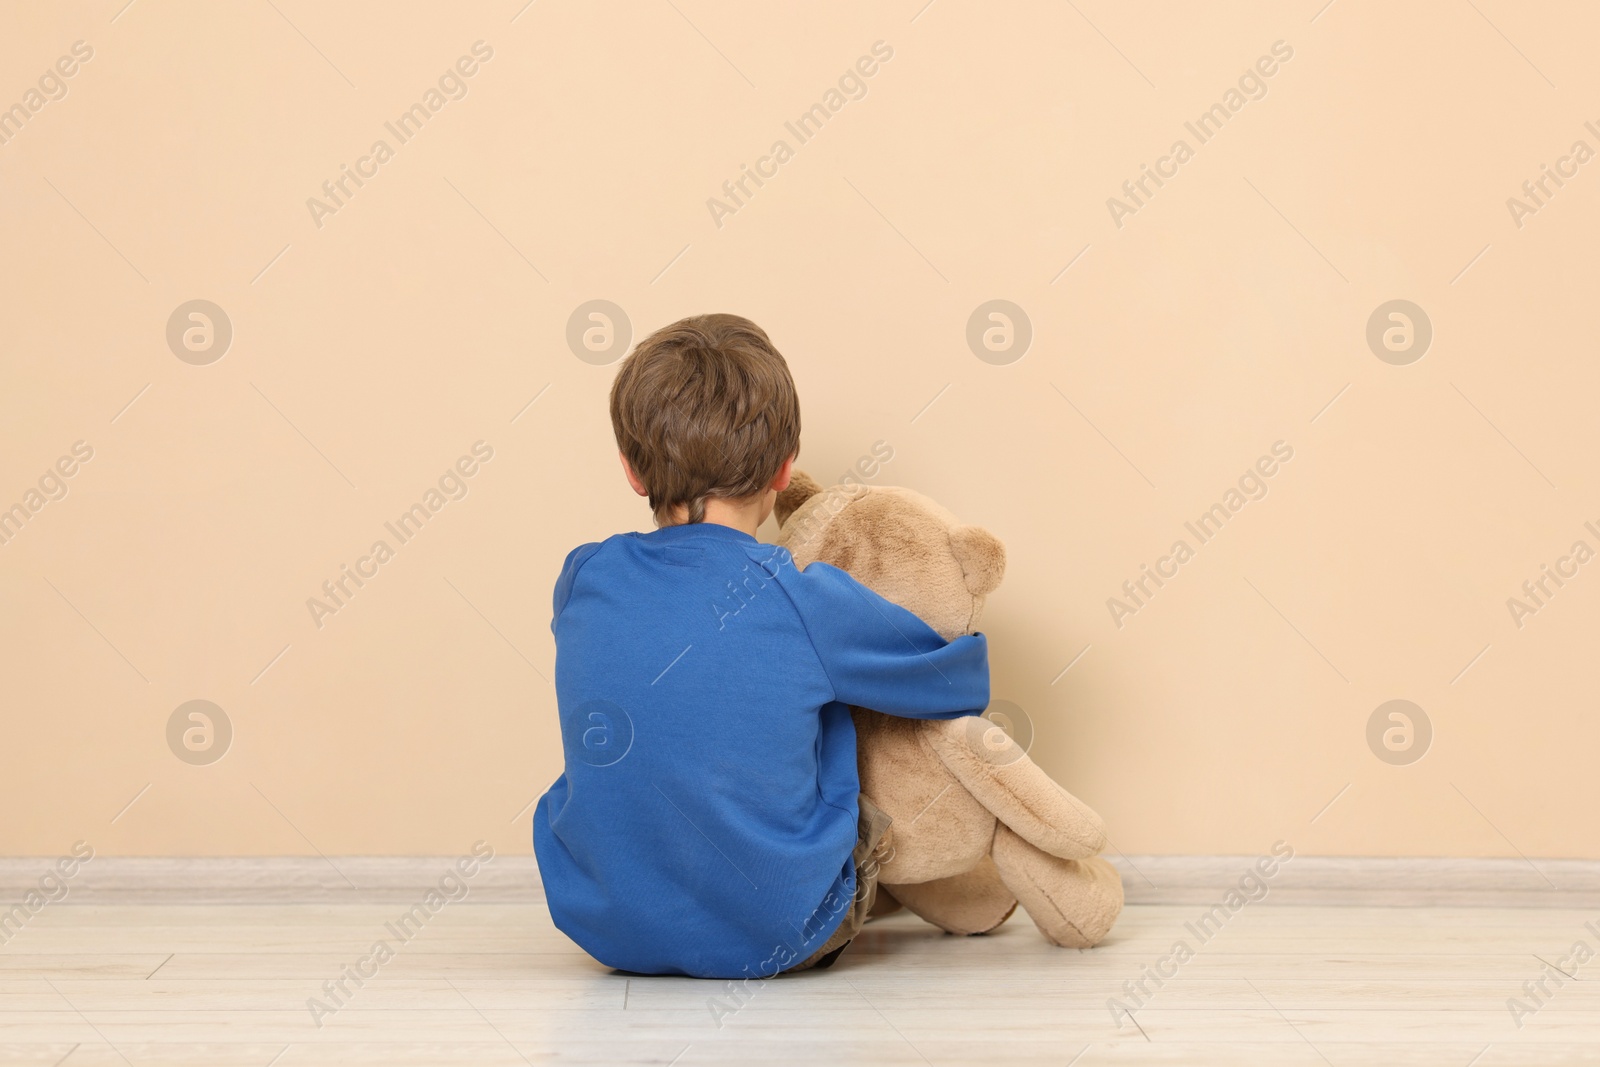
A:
[989,824,1123,948]
[881,855,1018,936]
[866,888,903,919]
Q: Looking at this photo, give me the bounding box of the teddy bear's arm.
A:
[925,717,1109,861]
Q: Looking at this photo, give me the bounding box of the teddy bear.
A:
[773,470,1123,948]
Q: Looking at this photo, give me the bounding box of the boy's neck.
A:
[662,495,767,538]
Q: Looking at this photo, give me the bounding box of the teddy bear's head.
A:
[772,471,1005,641]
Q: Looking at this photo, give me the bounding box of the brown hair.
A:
[610,313,801,526]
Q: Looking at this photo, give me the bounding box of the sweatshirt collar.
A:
[641,522,761,545]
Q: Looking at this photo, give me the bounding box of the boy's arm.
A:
[781,559,990,719]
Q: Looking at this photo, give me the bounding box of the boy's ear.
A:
[774,469,823,526]
[619,452,649,497]
[771,453,795,493]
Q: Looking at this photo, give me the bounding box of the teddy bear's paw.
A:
[928,718,1109,860]
[991,826,1124,948]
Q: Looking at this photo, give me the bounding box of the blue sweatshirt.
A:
[532,521,990,979]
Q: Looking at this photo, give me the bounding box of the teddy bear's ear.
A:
[774,469,824,526]
[950,525,1006,597]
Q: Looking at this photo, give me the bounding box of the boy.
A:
[533,313,990,979]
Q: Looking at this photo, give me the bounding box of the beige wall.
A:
[4,1,1597,860]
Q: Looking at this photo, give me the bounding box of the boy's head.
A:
[610,313,800,527]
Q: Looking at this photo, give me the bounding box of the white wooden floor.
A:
[3,859,1599,1066]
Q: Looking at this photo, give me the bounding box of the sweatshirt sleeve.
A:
[781,560,990,719]
[552,542,603,630]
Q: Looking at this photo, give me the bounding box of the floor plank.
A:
[2,875,1599,1064]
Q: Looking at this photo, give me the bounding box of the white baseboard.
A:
[1,855,1595,907]
[1112,855,1600,908]
[0,856,546,904]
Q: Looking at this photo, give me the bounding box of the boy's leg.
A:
[784,794,893,973]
